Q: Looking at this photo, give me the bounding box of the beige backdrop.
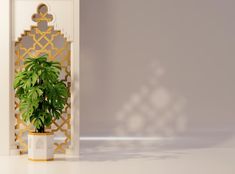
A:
[80,0,235,146]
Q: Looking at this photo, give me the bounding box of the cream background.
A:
[80,0,235,147]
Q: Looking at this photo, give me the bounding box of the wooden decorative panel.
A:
[14,4,71,154]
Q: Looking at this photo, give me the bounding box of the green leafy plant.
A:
[14,55,68,133]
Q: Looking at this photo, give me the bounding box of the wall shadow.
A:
[80,0,235,161]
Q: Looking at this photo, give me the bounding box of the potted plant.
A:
[14,55,68,161]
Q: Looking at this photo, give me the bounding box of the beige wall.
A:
[80,0,235,144]
[0,0,11,155]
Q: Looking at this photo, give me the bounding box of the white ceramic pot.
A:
[28,132,54,161]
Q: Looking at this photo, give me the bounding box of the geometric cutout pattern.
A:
[14,3,71,154]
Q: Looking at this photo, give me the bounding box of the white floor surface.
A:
[1,138,235,174]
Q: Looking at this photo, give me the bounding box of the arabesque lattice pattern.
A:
[14,3,71,154]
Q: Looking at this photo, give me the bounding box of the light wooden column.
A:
[66,0,80,156]
[0,0,12,155]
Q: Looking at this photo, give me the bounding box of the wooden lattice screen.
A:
[14,3,71,154]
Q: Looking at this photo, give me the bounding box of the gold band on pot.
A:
[28,158,54,162]
[29,132,54,136]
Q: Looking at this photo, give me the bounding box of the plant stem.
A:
[37,125,45,133]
